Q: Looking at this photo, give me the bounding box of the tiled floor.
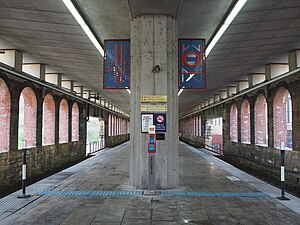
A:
[1,141,300,225]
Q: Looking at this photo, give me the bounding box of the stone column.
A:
[130,15,178,189]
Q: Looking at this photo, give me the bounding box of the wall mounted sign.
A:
[154,113,166,132]
[141,104,167,112]
[141,114,154,133]
[103,39,130,89]
[141,95,167,102]
[178,39,206,89]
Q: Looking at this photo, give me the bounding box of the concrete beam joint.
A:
[0,50,23,72]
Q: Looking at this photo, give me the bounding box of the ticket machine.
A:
[148,125,156,153]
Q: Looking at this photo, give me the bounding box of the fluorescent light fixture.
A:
[206,0,247,56]
[126,88,131,94]
[178,88,184,96]
[62,0,104,57]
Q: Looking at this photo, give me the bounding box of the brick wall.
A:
[254,95,268,145]
[241,99,250,143]
[72,103,79,141]
[0,71,87,197]
[0,141,85,197]
[59,99,69,143]
[0,78,10,152]
[106,134,130,147]
[22,87,37,147]
[43,94,55,145]
[230,104,238,142]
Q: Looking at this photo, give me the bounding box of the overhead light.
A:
[178,88,184,96]
[62,0,104,57]
[206,0,247,56]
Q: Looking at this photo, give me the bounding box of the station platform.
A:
[1,142,300,224]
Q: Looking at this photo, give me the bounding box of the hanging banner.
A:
[178,39,206,89]
[103,39,130,89]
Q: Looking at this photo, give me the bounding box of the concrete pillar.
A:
[130,15,178,189]
[265,64,289,80]
[0,49,23,72]
[209,97,214,104]
[220,90,227,100]
[22,63,45,80]
[236,80,249,92]
[45,73,62,86]
[288,50,300,71]
[248,73,265,87]
[228,86,237,96]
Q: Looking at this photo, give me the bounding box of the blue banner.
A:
[178,39,206,89]
[103,40,130,89]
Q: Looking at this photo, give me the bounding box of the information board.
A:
[141,114,154,133]
[103,39,130,89]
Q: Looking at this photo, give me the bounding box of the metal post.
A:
[277,142,290,201]
[18,140,30,198]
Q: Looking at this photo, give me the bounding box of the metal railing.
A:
[205,143,223,156]
[86,136,105,155]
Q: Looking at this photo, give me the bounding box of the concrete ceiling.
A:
[0,0,299,116]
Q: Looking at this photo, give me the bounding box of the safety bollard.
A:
[18,140,31,198]
[277,142,290,201]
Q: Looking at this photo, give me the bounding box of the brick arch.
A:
[230,103,238,142]
[59,99,69,143]
[19,87,37,148]
[254,94,268,146]
[0,78,10,152]
[241,99,250,143]
[43,94,55,145]
[72,102,79,141]
[273,87,291,149]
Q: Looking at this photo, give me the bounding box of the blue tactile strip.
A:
[38,190,144,196]
[160,191,269,197]
[37,190,268,198]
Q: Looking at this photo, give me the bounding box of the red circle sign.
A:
[156,115,164,123]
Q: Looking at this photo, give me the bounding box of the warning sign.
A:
[154,113,166,132]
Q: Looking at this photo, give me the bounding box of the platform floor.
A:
[1,142,300,225]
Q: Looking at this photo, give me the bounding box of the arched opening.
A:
[254,94,268,146]
[230,104,238,142]
[273,87,292,149]
[71,103,79,141]
[59,99,69,143]
[0,78,10,152]
[18,87,37,149]
[241,99,250,143]
[43,94,55,145]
